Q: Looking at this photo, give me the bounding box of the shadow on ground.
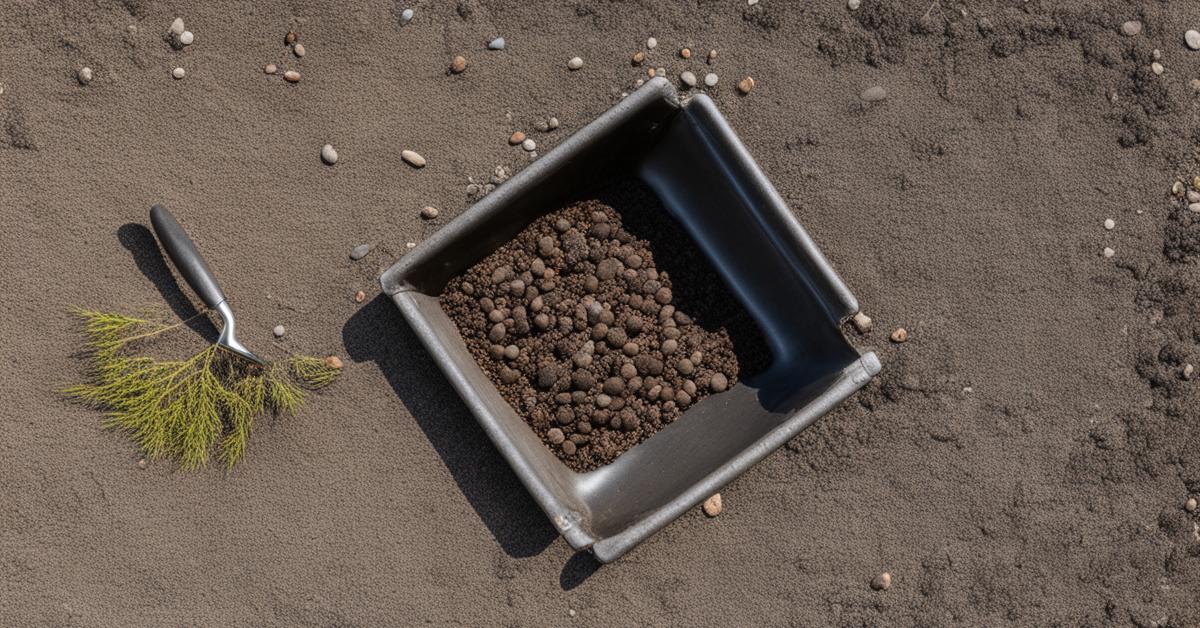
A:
[342,295,558,559]
[117,222,216,340]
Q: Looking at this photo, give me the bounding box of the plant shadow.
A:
[342,295,558,559]
[117,222,217,341]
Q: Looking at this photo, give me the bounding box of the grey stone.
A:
[350,244,370,260]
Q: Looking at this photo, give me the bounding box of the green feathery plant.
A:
[66,308,340,470]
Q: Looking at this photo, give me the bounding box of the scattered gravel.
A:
[522,138,536,151]
[294,43,306,57]
[451,55,467,73]
[421,206,439,219]
[851,311,873,334]
[401,8,414,24]
[702,493,723,517]
[179,31,194,46]
[402,150,426,167]
[171,67,185,79]
[350,244,370,260]
[273,325,286,337]
[680,71,697,87]
[568,56,584,70]
[77,67,93,85]
[861,85,887,102]
[737,76,755,94]
[1187,30,1200,50]
[321,144,338,165]
[1104,218,1115,230]
[1121,20,1143,37]
[283,70,301,83]
[703,72,718,87]
[647,37,657,49]
[488,37,505,50]
[871,572,893,591]
[264,63,277,74]
[890,328,909,343]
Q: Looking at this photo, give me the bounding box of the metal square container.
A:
[380,77,880,562]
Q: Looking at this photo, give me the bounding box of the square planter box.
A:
[380,77,880,563]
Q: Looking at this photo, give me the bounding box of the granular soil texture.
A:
[440,195,769,472]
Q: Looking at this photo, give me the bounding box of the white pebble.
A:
[861,85,888,102]
[169,17,185,36]
[488,37,505,50]
[748,0,759,5]
[567,56,583,70]
[1103,247,1115,258]
[179,30,194,45]
[680,71,697,87]
[1121,20,1142,37]
[1104,218,1115,230]
[401,8,414,24]
[1151,62,1164,75]
[321,143,338,165]
[1188,190,1200,203]
[77,67,93,84]
[704,72,718,87]
[273,325,286,338]
[171,67,185,79]
[848,0,861,8]
[1189,202,1200,213]
[548,117,559,129]
[1187,30,1200,51]
[522,138,536,151]
[402,149,426,167]
[647,37,657,49]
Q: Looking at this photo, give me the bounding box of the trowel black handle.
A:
[149,204,227,309]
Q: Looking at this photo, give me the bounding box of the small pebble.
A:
[647,68,656,78]
[871,572,893,591]
[890,328,908,343]
[1189,203,1200,213]
[488,37,505,50]
[704,73,718,87]
[1194,176,1200,189]
[848,0,861,8]
[1188,190,1200,203]
[567,56,584,70]
[680,47,691,59]
[401,8,414,24]
[1184,363,1195,380]
[1186,497,1198,512]
[1103,218,1114,230]
[169,17,185,36]
[350,244,370,260]
[748,0,759,5]
[294,43,306,58]
[647,37,657,49]
[1121,20,1142,37]
[851,311,873,334]
[1187,30,1200,51]
[680,71,697,87]
[420,206,439,219]
[77,67,93,85]
[283,70,301,83]
[264,63,277,74]
[402,150,426,167]
[737,76,755,94]
[179,31,194,46]
[702,493,722,517]
[321,144,338,165]
[510,131,525,145]
[1103,247,1115,258]
[548,428,565,444]
[355,290,366,303]
[171,67,185,79]
[285,31,297,45]
[548,117,559,129]
[451,55,467,73]
[1153,49,1162,60]
[325,355,343,369]
[522,138,536,151]
[707,49,717,63]
[273,325,286,337]
[1192,79,1200,91]
[710,372,729,392]
[1173,181,1186,197]
[567,609,577,618]
[1152,62,1164,75]
[632,51,645,65]
[861,85,887,102]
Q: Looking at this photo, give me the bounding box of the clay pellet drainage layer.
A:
[439,187,772,472]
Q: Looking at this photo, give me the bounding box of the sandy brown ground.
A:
[3,0,1200,625]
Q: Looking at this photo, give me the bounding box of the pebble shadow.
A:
[342,295,558,559]
[117,222,217,341]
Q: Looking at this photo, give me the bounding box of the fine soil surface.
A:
[440,190,769,472]
[4,0,1200,626]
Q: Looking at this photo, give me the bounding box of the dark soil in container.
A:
[439,181,771,471]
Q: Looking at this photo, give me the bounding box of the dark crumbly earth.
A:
[440,197,763,472]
